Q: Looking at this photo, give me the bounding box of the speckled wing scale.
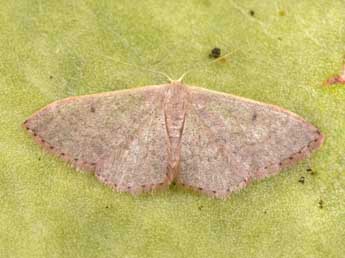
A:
[23,85,173,194]
[178,86,324,198]
[23,82,324,199]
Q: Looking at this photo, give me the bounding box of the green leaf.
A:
[1,1,345,257]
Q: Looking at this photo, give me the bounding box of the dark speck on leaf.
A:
[105,206,109,209]
[278,37,282,41]
[209,47,221,59]
[249,10,255,16]
[298,176,305,184]
[318,199,324,209]
[198,205,203,210]
[49,75,53,79]
[307,167,316,175]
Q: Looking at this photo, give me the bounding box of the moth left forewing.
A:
[22,84,169,174]
[95,99,172,195]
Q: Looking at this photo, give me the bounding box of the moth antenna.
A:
[176,49,238,83]
[176,71,190,83]
[104,56,174,82]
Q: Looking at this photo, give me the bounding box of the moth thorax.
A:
[163,84,187,172]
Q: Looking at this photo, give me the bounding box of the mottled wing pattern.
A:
[178,86,324,198]
[23,85,171,193]
[178,103,250,198]
[95,95,172,194]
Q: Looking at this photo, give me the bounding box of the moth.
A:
[23,80,324,199]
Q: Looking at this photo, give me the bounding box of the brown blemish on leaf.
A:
[325,75,345,85]
[22,82,324,199]
[217,56,228,64]
[249,10,255,16]
[325,63,345,86]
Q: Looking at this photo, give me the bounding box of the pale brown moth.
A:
[23,74,324,199]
